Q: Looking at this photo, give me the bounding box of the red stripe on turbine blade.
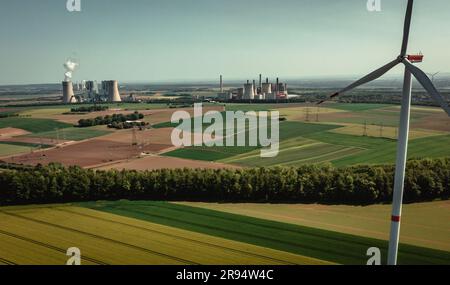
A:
[391,215,401,222]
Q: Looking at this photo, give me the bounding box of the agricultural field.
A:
[162,103,450,168]
[0,117,71,134]
[79,200,450,265]
[26,127,112,142]
[178,201,450,252]
[0,143,37,157]
[0,204,328,265]
[1,102,449,169]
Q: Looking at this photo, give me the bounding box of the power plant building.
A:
[216,75,288,101]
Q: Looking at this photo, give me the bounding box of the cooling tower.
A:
[62,81,77,104]
[262,83,272,94]
[244,82,255,100]
[105,80,122,102]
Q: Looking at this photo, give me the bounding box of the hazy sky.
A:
[1,0,450,85]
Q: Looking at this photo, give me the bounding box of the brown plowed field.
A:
[0,128,30,138]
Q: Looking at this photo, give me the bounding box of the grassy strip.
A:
[0,141,51,148]
[0,118,71,133]
[27,128,111,141]
[80,200,450,265]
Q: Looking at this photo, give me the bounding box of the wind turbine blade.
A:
[318,59,399,104]
[403,60,450,116]
[400,0,414,56]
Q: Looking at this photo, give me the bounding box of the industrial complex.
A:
[62,79,122,104]
[217,74,289,101]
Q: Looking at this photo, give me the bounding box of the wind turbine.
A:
[426,71,440,83]
[318,0,450,265]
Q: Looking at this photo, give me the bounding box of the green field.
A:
[221,137,364,167]
[27,127,112,141]
[0,117,71,133]
[178,201,450,252]
[80,200,450,265]
[164,121,341,162]
[161,103,450,167]
[322,103,392,112]
[0,143,34,157]
[331,135,450,167]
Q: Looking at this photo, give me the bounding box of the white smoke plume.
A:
[63,59,79,81]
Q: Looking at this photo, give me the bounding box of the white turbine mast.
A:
[318,0,450,265]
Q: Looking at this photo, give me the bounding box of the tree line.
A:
[78,111,144,128]
[70,106,109,113]
[0,158,448,206]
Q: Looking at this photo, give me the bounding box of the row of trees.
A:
[0,112,18,119]
[70,106,109,113]
[108,121,148,130]
[78,112,144,127]
[0,158,448,206]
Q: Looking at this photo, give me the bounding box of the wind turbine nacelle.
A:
[407,54,424,63]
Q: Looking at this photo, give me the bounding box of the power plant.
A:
[217,75,289,101]
[61,79,123,104]
[61,58,122,104]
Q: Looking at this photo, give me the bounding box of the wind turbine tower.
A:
[318,0,450,265]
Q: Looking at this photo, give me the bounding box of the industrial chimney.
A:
[62,81,77,104]
[220,75,223,92]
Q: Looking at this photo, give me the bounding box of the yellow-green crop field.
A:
[0,205,329,265]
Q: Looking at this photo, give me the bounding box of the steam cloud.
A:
[63,59,79,81]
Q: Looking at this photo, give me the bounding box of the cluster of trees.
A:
[108,121,148,130]
[78,112,144,128]
[0,112,18,119]
[0,158,448,206]
[70,106,109,113]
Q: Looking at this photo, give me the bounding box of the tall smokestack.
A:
[253,80,256,95]
[266,78,269,84]
[220,75,223,92]
[276,78,279,92]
